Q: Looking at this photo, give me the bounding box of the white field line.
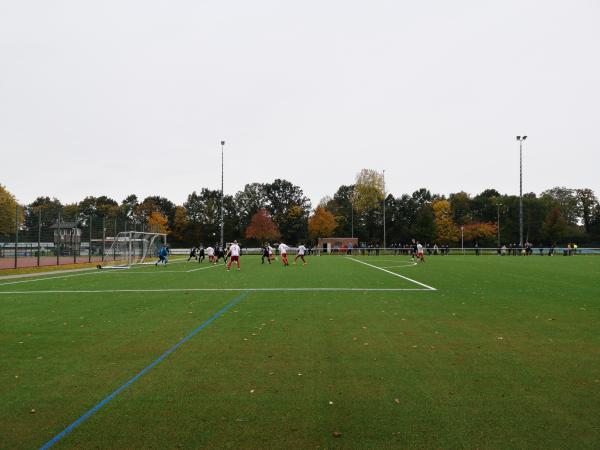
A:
[108,264,220,274]
[0,258,196,286]
[348,258,414,263]
[136,258,189,266]
[0,287,431,295]
[186,264,221,273]
[0,270,107,287]
[347,257,437,291]
[380,263,417,269]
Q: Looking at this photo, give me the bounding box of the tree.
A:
[25,196,62,229]
[449,191,471,225]
[323,185,355,237]
[433,200,459,244]
[120,195,142,224]
[0,184,21,236]
[394,194,418,243]
[245,208,280,243]
[462,222,497,245]
[171,206,190,244]
[541,187,579,224]
[471,189,501,222]
[576,188,598,233]
[147,211,169,234]
[541,207,568,243]
[412,204,435,242]
[263,179,311,241]
[62,203,81,224]
[352,169,384,213]
[234,183,268,230]
[308,206,337,239]
[411,188,434,206]
[138,196,176,228]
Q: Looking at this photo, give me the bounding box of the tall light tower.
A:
[516,136,527,247]
[382,169,386,251]
[220,140,225,248]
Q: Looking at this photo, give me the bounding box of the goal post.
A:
[98,232,166,269]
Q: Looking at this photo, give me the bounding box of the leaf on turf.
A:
[332,431,342,438]
[394,398,400,404]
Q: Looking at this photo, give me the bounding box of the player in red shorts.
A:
[278,242,289,266]
[294,244,307,265]
[416,241,425,262]
[227,240,241,271]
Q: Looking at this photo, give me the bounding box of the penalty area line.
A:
[347,257,437,291]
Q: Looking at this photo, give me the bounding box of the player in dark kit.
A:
[215,245,226,264]
[187,247,197,262]
[411,239,418,260]
[261,243,271,264]
[197,245,205,263]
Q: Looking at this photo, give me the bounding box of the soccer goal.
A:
[98,232,167,269]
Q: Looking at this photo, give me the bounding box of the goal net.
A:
[99,232,166,269]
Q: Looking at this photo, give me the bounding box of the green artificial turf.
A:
[1,254,599,449]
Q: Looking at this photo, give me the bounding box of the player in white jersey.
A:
[227,240,241,271]
[294,244,307,265]
[206,246,215,264]
[416,242,425,262]
[268,244,274,262]
[278,242,289,266]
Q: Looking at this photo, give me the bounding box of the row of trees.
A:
[2,173,599,247]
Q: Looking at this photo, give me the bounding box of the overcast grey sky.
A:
[1,0,599,207]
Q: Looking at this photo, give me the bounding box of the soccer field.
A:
[1,255,599,449]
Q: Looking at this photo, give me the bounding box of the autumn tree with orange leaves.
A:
[148,211,169,234]
[245,208,281,243]
[308,206,337,239]
[462,222,497,244]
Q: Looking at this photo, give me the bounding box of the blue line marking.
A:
[39,291,249,450]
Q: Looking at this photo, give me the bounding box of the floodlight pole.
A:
[382,169,386,252]
[350,188,355,239]
[220,140,225,248]
[517,136,527,247]
[351,204,354,238]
